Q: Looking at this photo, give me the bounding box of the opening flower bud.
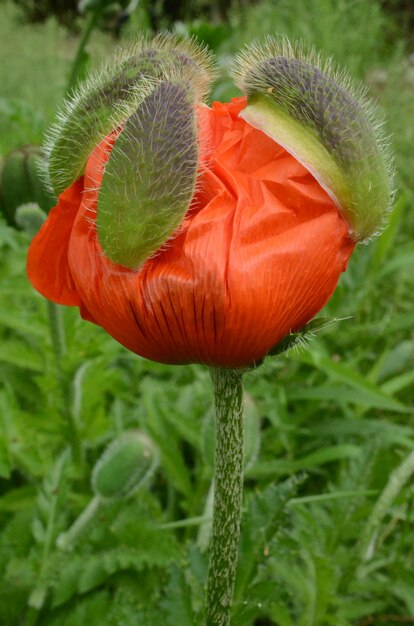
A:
[91,431,159,501]
[233,36,394,240]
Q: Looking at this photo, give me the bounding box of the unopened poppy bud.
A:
[91,431,159,501]
[15,202,47,237]
[56,431,159,551]
[233,36,394,240]
[45,34,215,196]
[0,146,55,225]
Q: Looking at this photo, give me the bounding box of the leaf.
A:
[161,564,195,626]
[141,381,193,497]
[77,543,178,594]
[311,417,414,449]
[0,340,44,372]
[369,192,406,272]
[0,310,46,338]
[291,351,409,413]
[381,369,414,396]
[247,445,360,479]
[78,555,109,594]
[0,439,11,479]
[52,503,180,605]
[392,576,414,615]
[235,476,305,601]
[358,449,414,562]
[52,556,83,607]
[49,591,112,626]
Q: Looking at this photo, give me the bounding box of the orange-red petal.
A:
[27,179,83,306]
[55,97,355,367]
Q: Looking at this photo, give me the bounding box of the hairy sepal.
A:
[45,34,216,195]
[97,78,198,269]
[233,36,394,241]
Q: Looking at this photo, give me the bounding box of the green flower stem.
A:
[67,8,101,93]
[56,494,101,551]
[205,368,244,626]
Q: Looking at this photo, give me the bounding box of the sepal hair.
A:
[233,35,394,240]
[43,34,216,196]
[97,75,199,269]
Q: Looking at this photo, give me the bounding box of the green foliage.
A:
[1,0,414,624]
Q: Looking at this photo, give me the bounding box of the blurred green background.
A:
[1,1,414,625]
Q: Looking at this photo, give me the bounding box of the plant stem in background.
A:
[47,301,83,465]
[47,301,66,364]
[56,494,101,551]
[67,8,101,93]
[358,449,414,563]
[205,368,244,626]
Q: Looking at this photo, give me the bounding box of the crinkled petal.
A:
[64,97,354,367]
[27,179,83,305]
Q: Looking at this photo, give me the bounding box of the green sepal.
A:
[97,79,198,269]
[234,37,394,241]
[268,317,349,357]
[45,35,215,195]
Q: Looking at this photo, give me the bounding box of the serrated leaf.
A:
[291,351,409,413]
[52,556,84,607]
[161,564,195,626]
[0,340,44,372]
[78,556,108,594]
[235,476,305,601]
[0,310,46,338]
[0,486,36,512]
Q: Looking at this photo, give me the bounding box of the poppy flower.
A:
[27,36,392,368]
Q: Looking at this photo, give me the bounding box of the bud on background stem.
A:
[57,431,159,550]
[92,430,159,501]
[0,146,55,225]
[15,202,47,237]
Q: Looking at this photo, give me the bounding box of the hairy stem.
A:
[205,368,244,626]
